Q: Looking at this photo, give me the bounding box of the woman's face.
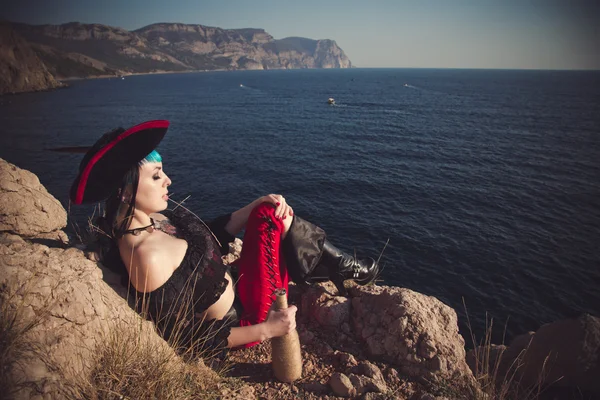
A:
[134,162,171,214]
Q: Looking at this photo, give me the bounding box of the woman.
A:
[70,120,379,355]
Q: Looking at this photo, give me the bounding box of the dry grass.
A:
[1,279,245,400]
[1,279,243,400]
[72,318,224,399]
[0,278,57,398]
[463,299,556,400]
[69,269,240,399]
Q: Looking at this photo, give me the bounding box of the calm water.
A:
[1,69,599,343]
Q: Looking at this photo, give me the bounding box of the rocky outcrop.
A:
[0,158,67,240]
[314,39,352,68]
[10,21,352,79]
[467,313,600,396]
[350,285,472,382]
[299,282,477,394]
[0,24,64,94]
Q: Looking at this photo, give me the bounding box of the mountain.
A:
[0,23,64,94]
[9,22,352,79]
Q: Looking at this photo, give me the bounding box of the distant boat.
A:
[327,97,335,105]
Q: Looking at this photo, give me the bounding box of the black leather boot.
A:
[308,239,379,296]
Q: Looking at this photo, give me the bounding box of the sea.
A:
[1,68,598,344]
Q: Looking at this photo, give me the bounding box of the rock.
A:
[329,372,356,397]
[350,285,475,388]
[337,352,358,368]
[362,393,395,400]
[467,314,600,397]
[301,284,351,327]
[298,327,315,344]
[301,382,329,394]
[384,367,401,385]
[505,315,599,394]
[220,384,255,399]
[0,158,67,237]
[222,237,243,264]
[1,230,182,398]
[354,361,385,383]
[348,373,387,394]
[315,341,334,356]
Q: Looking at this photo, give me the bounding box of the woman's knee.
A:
[249,202,291,237]
[250,201,277,219]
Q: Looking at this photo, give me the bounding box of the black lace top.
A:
[131,207,237,359]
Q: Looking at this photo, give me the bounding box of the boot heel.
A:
[306,239,379,296]
[331,275,348,296]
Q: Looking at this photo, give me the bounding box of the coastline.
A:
[57,69,199,82]
[55,65,329,82]
[57,68,233,82]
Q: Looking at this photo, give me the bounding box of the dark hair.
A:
[94,164,140,276]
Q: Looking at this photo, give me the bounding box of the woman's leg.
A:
[282,215,379,296]
[236,202,290,346]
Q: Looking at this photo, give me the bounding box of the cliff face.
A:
[0,24,63,94]
[10,22,352,79]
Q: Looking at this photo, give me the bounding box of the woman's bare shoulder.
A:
[120,231,187,292]
[134,232,186,266]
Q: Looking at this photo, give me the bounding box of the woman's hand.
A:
[226,194,295,236]
[259,194,294,220]
[263,304,297,339]
[227,305,297,347]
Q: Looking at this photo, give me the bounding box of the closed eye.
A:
[153,166,162,180]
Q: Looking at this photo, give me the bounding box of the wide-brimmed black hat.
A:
[70,120,170,204]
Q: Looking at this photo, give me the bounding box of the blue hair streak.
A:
[139,149,162,165]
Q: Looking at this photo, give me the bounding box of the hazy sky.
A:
[2,0,599,70]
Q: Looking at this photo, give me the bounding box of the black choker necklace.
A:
[124,218,156,236]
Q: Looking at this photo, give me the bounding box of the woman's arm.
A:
[226,305,297,348]
[225,194,294,235]
[227,324,268,347]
